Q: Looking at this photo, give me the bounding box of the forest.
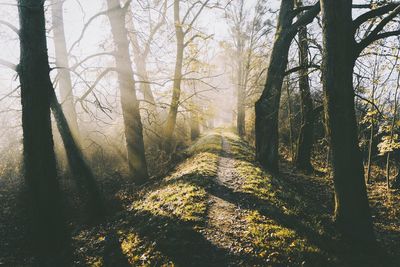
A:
[0,0,400,266]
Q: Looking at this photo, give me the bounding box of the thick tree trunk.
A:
[164,0,184,150]
[320,0,375,243]
[255,0,295,173]
[18,0,68,263]
[295,16,315,172]
[51,0,80,139]
[107,0,149,183]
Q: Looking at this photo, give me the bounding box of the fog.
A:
[0,0,271,158]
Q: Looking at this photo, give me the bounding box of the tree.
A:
[320,0,374,243]
[1,19,105,222]
[318,0,400,243]
[51,0,80,139]
[294,0,316,172]
[164,0,213,150]
[128,0,167,110]
[51,0,105,220]
[227,0,247,137]
[17,0,68,263]
[106,0,149,183]
[255,1,320,173]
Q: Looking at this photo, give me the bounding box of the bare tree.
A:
[294,0,316,172]
[320,0,375,244]
[106,0,149,183]
[17,0,68,263]
[51,0,80,139]
[163,0,214,150]
[255,1,320,173]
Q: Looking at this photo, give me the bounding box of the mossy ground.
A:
[7,129,396,266]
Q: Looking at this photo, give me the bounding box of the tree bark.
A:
[164,0,184,150]
[107,0,149,183]
[237,57,246,137]
[320,0,375,243]
[236,24,246,137]
[255,1,319,173]
[255,0,295,173]
[285,78,294,160]
[51,0,80,139]
[295,7,315,172]
[18,0,68,263]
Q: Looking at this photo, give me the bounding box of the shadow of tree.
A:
[117,209,240,266]
[103,230,131,267]
[97,132,392,266]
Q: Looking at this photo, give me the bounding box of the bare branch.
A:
[353,2,400,30]
[184,0,211,36]
[68,10,109,54]
[357,5,400,54]
[0,59,17,71]
[78,67,117,101]
[0,20,19,36]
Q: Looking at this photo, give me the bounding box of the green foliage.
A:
[361,108,379,125]
[378,122,400,155]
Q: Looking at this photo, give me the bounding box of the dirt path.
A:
[201,135,254,265]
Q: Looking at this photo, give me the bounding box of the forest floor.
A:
[1,129,400,266]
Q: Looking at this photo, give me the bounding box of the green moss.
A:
[132,182,207,222]
[119,231,174,266]
[245,211,320,264]
[166,152,219,184]
[187,133,222,155]
[133,132,223,223]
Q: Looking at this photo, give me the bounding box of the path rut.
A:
[201,134,254,266]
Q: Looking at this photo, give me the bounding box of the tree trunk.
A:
[320,0,375,243]
[237,37,246,137]
[164,0,184,150]
[107,0,149,183]
[190,110,200,141]
[135,55,156,106]
[366,55,378,184]
[285,78,294,160]
[255,0,295,173]
[51,0,80,139]
[366,120,374,183]
[18,0,68,263]
[128,21,157,107]
[295,12,315,172]
[385,73,399,189]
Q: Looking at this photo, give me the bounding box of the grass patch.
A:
[133,133,222,222]
[132,183,207,222]
[245,211,321,265]
[187,133,222,155]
